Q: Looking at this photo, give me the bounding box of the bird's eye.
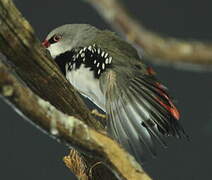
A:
[53,34,62,42]
[47,34,62,45]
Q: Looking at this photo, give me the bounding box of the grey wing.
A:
[101,69,187,163]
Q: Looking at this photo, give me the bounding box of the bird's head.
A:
[42,24,77,58]
[42,24,98,58]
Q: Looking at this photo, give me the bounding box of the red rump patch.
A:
[155,82,166,90]
[155,83,180,120]
[147,67,156,75]
[156,98,180,120]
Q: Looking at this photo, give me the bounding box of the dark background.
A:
[1,0,212,179]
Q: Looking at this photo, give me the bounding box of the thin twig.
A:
[85,0,212,70]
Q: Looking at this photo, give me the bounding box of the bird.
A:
[42,24,188,162]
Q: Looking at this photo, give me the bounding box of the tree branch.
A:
[85,0,212,70]
[0,0,151,179]
[0,0,104,130]
[0,59,151,180]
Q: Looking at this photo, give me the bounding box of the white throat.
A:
[47,43,71,59]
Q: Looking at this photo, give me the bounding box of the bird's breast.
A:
[54,44,114,111]
[66,63,105,111]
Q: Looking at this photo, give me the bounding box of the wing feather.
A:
[102,69,188,162]
[106,84,147,162]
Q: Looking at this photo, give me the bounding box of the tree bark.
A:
[0,0,151,179]
[0,55,151,180]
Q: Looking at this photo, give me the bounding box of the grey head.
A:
[43,24,99,58]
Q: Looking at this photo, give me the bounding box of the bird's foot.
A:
[91,109,106,119]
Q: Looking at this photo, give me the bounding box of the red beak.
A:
[42,40,50,48]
